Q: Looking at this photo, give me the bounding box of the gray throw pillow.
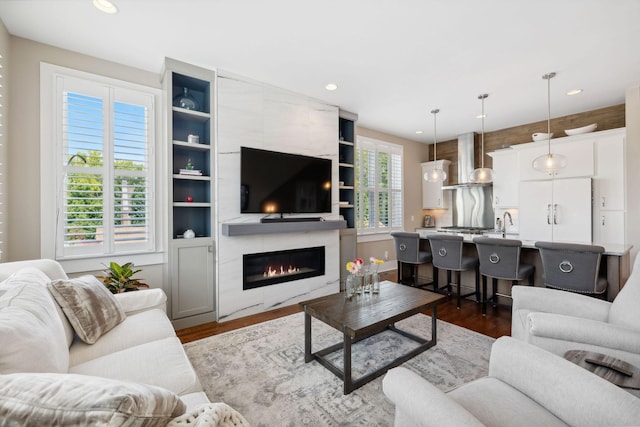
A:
[0,372,186,425]
[48,275,126,344]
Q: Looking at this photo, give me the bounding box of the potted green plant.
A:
[99,261,149,294]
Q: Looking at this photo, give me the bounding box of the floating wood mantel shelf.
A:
[221,220,347,236]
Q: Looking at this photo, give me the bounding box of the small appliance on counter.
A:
[423,215,435,228]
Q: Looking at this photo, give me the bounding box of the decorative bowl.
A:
[532,132,553,142]
[565,123,597,136]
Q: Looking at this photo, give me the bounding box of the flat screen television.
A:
[240,147,332,215]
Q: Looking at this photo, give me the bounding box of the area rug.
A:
[184,312,495,426]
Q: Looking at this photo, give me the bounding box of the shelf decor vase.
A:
[173,87,200,111]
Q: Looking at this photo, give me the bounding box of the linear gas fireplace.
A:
[243,246,325,290]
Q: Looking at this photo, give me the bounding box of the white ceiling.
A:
[1,0,639,143]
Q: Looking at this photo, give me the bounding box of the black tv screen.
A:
[240,147,332,214]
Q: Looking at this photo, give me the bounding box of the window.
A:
[41,64,162,268]
[355,137,403,234]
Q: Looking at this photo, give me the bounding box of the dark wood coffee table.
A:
[299,281,446,394]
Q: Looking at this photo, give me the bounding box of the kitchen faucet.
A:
[502,211,513,238]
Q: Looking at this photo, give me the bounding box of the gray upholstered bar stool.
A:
[535,241,608,296]
[473,237,535,315]
[390,232,433,288]
[427,234,480,308]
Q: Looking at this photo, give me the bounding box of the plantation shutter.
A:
[356,137,403,234]
[389,150,403,228]
[58,76,154,258]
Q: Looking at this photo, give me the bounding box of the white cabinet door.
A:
[518,145,548,181]
[595,211,625,245]
[519,178,592,243]
[490,150,519,207]
[421,160,450,209]
[171,238,215,320]
[551,177,592,242]
[594,133,625,211]
[518,180,553,241]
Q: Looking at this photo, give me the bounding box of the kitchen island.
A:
[415,228,632,302]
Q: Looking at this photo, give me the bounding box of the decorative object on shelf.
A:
[532,72,568,174]
[469,94,495,183]
[179,168,202,176]
[565,123,597,136]
[186,195,194,202]
[98,261,149,294]
[187,134,200,144]
[180,158,203,176]
[183,229,195,239]
[173,87,200,111]
[532,132,553,141]
[424,109,447,182]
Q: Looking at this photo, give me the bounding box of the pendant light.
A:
[532,72,567,174]
[469,93,495,183]
[424,109,447,182]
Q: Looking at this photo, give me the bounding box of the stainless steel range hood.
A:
[442,132,492,190]
[441,132,494,229]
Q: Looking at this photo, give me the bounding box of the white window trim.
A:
[40,63,165,273]
[356,136,404,236]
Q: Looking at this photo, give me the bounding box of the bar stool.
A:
[535,241,608,296]
[473,237,535,315]
[390,232,433,288]
[427,234,480,308]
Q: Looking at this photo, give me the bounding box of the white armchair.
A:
[382,337,640,426]
[512,255,640,367]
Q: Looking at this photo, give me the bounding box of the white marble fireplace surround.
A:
[216,72,341,321]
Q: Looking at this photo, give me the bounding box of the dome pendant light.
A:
[532,72,567,174]
[424,109,447,182]
[469,93,495,183]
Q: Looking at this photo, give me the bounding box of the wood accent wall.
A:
[429,104,625,185]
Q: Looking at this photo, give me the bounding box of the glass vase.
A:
[363,267,373,294]
[173,87,200,111]
[372,272,380,294]
[345,274,358,299]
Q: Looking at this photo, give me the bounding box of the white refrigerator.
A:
[518,177,592,243]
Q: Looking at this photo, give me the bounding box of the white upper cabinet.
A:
[518,138,594,181]
[421,160,451,209]
[489,149,519,208]
[593,131,625,211]
[592,128,626,244]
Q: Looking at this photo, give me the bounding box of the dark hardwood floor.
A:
[176,270,511,344]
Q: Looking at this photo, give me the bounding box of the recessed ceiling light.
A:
[567,89,583,96]
[415,130,423,134]
[325,83,338,91]
[476,114,486,119]
[93,0,118,14]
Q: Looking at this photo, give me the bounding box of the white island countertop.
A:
[415,228,632,256]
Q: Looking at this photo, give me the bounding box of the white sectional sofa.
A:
[383,336,640,427]
[0,259,248,426]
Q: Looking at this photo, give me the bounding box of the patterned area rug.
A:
[184,312,495,426]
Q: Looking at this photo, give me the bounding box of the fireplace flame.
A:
[264,265,300,277]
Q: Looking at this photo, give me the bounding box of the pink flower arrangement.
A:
[346,257,364,274]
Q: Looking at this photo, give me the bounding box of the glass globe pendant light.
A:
[532,72,567,174]
[469,93,495,183]
[424,109,447,182]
